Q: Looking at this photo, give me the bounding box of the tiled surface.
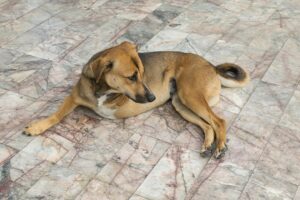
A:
[0,0,300,199]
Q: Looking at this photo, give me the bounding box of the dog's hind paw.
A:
[200,143,216,158]
[213,144,228,159]
[200,148,212,157]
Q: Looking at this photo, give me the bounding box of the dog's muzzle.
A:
[145,92,156,102]
[134,86,156,103]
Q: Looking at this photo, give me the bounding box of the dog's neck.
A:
[92,77,129,107]
[94,79,110,98]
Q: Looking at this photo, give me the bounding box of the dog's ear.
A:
[121,41,144,76]
[82,57,113,83]
[131,51,144,76]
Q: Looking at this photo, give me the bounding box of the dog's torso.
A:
[91,51,219,119]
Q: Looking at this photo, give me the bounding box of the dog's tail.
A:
[215,63,250,88]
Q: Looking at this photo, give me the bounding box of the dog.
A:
[23,41,249,159]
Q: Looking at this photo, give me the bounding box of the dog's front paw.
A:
[213,144,228,159]
[23,122,45,136]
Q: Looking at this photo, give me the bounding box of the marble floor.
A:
[0,0,300,199]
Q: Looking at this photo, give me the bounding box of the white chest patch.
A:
[95,93,117,119]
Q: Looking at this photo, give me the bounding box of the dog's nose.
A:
[146,93,156,102]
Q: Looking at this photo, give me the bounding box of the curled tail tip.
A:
[215,63,250,88]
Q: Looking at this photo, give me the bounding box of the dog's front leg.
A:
[23,75,98,136]
[23,94,78,136]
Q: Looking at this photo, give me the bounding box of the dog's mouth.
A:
[124,84,156,103]
[135,94,156,103]
[126,92,156,104]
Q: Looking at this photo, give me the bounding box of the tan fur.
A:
[24,41,249,159]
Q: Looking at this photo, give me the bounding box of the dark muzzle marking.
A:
[144,86,156,102]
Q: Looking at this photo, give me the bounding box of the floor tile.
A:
[280,90,300,131]
[240,170,298,200]
[135,146,208,200]
[77,179,131,200]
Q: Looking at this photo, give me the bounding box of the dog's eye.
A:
[128,72,137,82]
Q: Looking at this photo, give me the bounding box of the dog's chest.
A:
[95,93,116,119]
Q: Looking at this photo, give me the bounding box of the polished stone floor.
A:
[0,0,300,199]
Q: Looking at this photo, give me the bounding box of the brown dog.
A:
[23,41,249,159]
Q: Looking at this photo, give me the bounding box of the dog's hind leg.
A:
[176,88,227,159]
[172,94,215,157]
[23,94,79,136]
[208,95,220,107]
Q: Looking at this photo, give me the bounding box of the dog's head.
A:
[82,41,155,103]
